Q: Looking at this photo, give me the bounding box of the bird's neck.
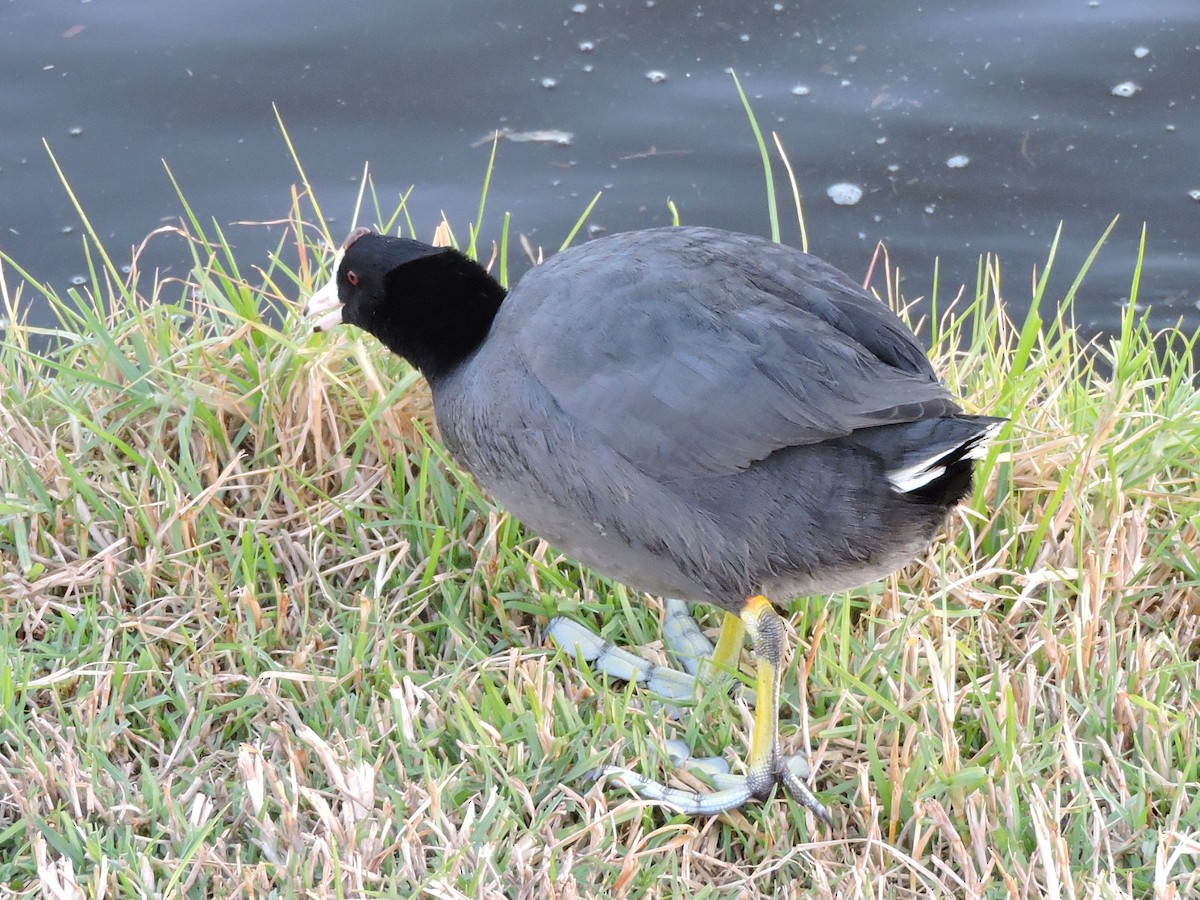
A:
[378,251,507,385]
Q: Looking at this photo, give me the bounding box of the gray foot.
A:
[594,748,828,822]
[547,602,829,823]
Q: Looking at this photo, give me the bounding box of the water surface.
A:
[2,1,1197,340]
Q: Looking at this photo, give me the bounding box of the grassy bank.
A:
[1,166,1198,897]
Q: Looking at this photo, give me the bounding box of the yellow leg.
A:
[741,595,784,798]
[698,611,746,685]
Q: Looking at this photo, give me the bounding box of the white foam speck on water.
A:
[946,154,970,168]
[1111,81,1140,98]
[645,70,667,84]
[475,128,574,147]
[791,84,810,96]
[504,129,573,145]
[826,183,863,206]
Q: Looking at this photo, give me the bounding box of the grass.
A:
[0,141,1198,898]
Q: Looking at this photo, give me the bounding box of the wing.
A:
[500,228,959,479]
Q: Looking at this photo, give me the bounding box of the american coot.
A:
[306,225,1004,825]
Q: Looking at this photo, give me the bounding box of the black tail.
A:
[883,416,1006,506]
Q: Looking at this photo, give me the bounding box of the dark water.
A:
[2,1,1198,342]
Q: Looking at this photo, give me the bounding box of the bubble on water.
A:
[1134,46,1150,59]
[826,183,863,206]
[946,154,970,168]
[70,275,87,286]
[578,41,595,52]
[582,63,594,73]
[924,204,936,215]
[68,126,83,136]
[572,3,587,13]
[645,70,667,84]
[876,136,887,145]
[791,84,810,96]
[541,77,558,89]
[739,34,750,43]
[887,163,901,173]
[60,225,74,234]
[1189,189,1200,202]
[1111,81,1140,98]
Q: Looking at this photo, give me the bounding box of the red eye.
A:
[346,270,359,286]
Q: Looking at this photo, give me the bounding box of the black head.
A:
[305,228,506,383]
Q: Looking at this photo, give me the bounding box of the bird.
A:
[305,224,1005,824]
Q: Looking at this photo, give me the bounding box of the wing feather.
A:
[495,228,959,478]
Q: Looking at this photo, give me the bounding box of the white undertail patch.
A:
[886,419,1004,493]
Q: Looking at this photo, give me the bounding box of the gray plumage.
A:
[421,227,1002,611]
